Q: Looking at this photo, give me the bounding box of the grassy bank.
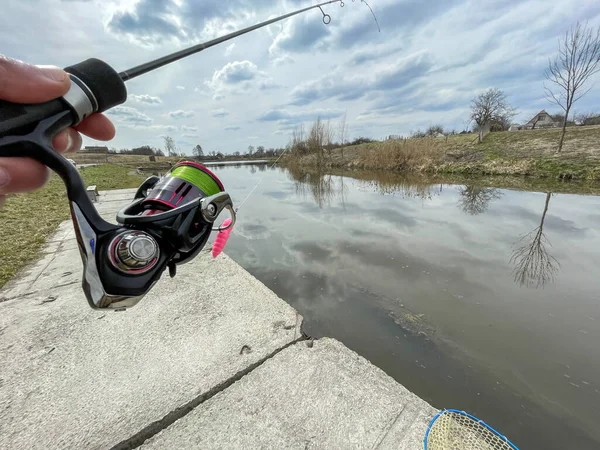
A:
[285,125,600,181]
[70,153,277,170]
[0,165,144,289]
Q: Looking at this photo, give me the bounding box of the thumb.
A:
[0,54,70,104]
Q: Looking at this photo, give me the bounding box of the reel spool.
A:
[104,161,235,297]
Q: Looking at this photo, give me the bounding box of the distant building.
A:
[523,110,558,130]
[81,146,109,154]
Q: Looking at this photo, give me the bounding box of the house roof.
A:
[526,110,550,124]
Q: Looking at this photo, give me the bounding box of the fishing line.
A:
[235,148,290,212]
[358,0,381,33]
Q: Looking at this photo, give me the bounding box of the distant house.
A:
[81,146,109,154]
[523,110,558,129]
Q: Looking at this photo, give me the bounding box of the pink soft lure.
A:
[212,218,233,258]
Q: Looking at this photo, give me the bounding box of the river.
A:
[197,164,600,449]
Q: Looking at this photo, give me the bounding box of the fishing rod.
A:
[0,0,377,311]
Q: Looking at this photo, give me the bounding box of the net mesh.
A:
[425,410,517,450]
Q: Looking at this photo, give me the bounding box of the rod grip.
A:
[64,58,127,113]
[0,58,126,139]
[0,98,67,137]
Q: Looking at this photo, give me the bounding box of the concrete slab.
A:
[141,338,436,450]
[0,188,303,449]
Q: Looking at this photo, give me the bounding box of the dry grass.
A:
[285,125,600,180]
[354,138,444,171]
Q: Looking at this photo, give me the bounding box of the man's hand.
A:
[0,55,116,206]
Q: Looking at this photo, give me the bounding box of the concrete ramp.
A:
[141,338,436,450]
[0,188,436,449]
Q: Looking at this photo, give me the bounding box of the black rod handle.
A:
[0,58,126,140]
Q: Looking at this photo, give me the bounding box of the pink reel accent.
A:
[212,218,233,258]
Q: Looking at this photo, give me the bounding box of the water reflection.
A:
[510,192,560,288]
[288,166,445,204]
[288,169,563,289]
[288,167,337,208]
[458,186,503,215]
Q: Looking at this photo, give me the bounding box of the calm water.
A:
[207,165,600,450]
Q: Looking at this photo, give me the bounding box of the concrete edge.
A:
[110,335,307,450]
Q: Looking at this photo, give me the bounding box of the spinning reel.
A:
[0,0,354,310]
[0,59,235,310]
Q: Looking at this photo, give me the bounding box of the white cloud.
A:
[212,108,229,117]
[224,42,235,57]
[273,54,295,66]
[107,106,153,125]
[168,110,195,119]
[204,60,275,99]
[129,94,162,104]
[146,125,178,132]
[176,86,186,90]
[181,125,199,132]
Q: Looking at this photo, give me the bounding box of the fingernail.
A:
[0,167,10,187]
[38,65,67,83]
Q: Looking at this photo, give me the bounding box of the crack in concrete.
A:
[109,336,307,450]
[371,402,408,449]
[29,253,58,289]
[0,280,79,304]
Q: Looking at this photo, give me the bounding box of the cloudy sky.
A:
[2,0,600,154]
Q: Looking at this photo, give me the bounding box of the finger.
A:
[74,113,115,140]
[52,128,82,153]
[0,55,70,104]
[0,157,50,195]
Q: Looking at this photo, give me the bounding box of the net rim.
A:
[423,409,519,450]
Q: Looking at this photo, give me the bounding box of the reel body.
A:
[0,58,235,310]
[83,161,235,310]
[0,0,347,310]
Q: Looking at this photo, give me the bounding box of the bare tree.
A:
[510,193,560,288]
[426,124,444,136]
[458,186,503,215]
[192,144,204,159]
[470,88,517,143]
[163,136,176,157]
[338,113,348,164]
[574,110,599,125]
[545,22,600,152]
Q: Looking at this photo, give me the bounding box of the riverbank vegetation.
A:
[0,165,144,289]
[283,118,600,181]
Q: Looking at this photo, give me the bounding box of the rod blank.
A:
[119,0,341,82]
